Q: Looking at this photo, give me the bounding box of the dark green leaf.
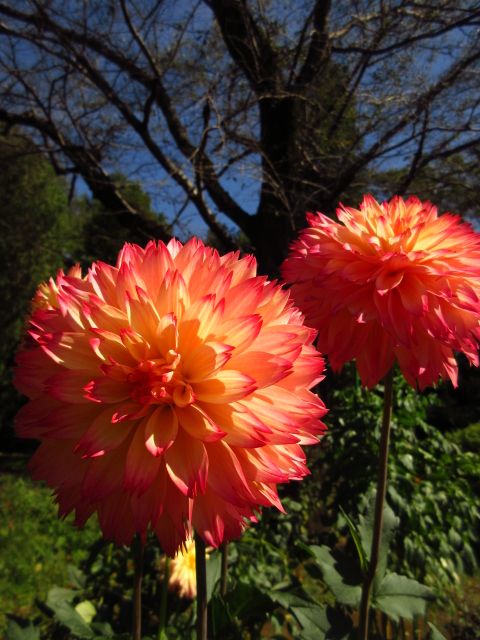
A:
[428,622,448,640]
[46,587,94,638]
[46,586,77,608]
[374,573,434,621]
[206,550,222,601]
[359,500,399,581]
[291,604,353,640]
[306,545,361,607]
[210,594,243,640]
[67,564,87,589]
[5,620,40,640]
[267,589,315,609]
[339,506,367,574]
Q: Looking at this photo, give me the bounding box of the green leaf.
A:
[75,600,96,624]
[67,564,87,589]
[210,594,243,640]
[374,573,435,621]
[90,621,114,638]
[268,588,315,609]
[46,586,94,638]
[291,604,352,640]
[206,550,222,602]
[46,586,77,607]
[5,620,40,640]
[428,622,448,640]
[226,581,273,620]
[306,545,361,607]
[358,500,399,581]
[339,506,367,574]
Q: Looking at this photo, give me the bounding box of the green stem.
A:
[158,556,170,639]
[195,533,208,640]
[133,536,144,640]
[220,543,228,596]
[358,368,394,640]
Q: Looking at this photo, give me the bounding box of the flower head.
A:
[15,238,326,554]
[282,195,480,389]
[167,538,201,599]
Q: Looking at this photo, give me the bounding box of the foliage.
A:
[299,501,441,638]
[450,423,480,455]
[0,471,99,634]
[311,368,480,590]
[0,134,82,445]
[443,573,480,640]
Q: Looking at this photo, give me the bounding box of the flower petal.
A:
[165,427,208,497]
[144,405,178,456]
[193,370,256,403]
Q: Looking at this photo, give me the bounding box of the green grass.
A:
[0,462,100,633]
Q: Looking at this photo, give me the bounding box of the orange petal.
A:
[181,341,233,381]
[83,377,131,403]
[205,440,255,505]
[218,314,262,352]
[124,422,162,493]
[175,404,225,442]
[203,403,269,448]
[224,351,293,387]
[144,405,178,456]
[75,407,133,457]
[82,437,131,500]
[40,332,99,369]
[165,427,208,497]
[44,370,93,403]
[376,269,404,294]
[126,291,161,345]
[156,269,189,318]
[179,294,224,351]
[193,370,256,403]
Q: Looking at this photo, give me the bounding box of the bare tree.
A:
[0,1,479,272]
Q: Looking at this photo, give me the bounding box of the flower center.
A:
[128,351,194,407]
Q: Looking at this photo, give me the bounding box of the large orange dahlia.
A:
[15,238,327,554]
[282,195,480,389]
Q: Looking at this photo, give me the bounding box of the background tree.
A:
[0,1,478,274]
[79,173,171,265]
[0,132,78,443]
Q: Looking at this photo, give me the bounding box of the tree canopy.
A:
[0,132,76,438]
[0,1,478,271]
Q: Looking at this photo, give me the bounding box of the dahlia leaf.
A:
[339,506,367,575]
[428,623,448,640]
[5,620,40,640]
[46,587,94,638]
[358,499,398,581]
[373,573,435,621]
[206,551,222,601]
[291,604,352,640]
[303,545,362,607]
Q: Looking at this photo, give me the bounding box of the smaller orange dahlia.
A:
[15,238,327,554]
[282,195,480,389]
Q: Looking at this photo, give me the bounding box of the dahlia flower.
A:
[282,195,480,389]
[167,538,201,599]
[15,238,326,554]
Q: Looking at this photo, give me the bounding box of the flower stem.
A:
[133,536,144,640]
[158,556,170,639]
[358,368,394,640]
[220,543,228,596]
[195,533,208,640]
